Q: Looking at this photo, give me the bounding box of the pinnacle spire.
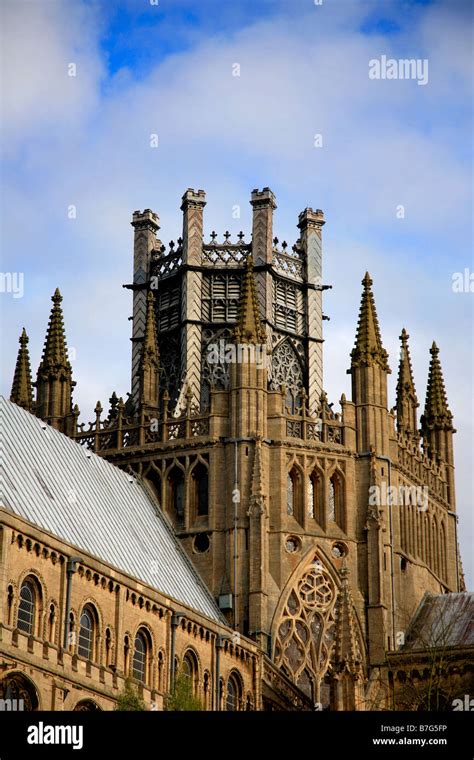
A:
[234,256,266,345]
[138,291,159,409]
[141,291,159,364]
[10,328,34,411]
[350,273,390,372]
[249,437,266,510]
[38,288,72,372]
[396,328,419,435]
[35,288,75,430]
[421,342,452,427]
[333,566,362,675]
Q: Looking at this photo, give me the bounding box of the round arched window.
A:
[226,674,241,711]
[17,581,36,634]
[132,631,147,682]
[78,609,94,660]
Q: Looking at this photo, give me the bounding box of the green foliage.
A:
[114,678,146,711]
[165,671,203,711]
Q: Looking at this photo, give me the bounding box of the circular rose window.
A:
[285,535,302,553]
[331,541,348,558]
[193,533,210,553]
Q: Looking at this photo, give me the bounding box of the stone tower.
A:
[16,187,462,710]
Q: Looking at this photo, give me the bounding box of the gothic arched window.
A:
[168,467,185,527]
[270,339,304,414]
[192,464,208,518]
[308,471,324,525]
[287,467,303,523]
[440,522,447,581]
[328,472,345,531]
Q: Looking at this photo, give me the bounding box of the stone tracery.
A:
[274,554,337,702]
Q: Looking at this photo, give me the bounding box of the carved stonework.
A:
[273,554,337,701]
[269,339,305,411]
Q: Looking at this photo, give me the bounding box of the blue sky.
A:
[0,0,472,585]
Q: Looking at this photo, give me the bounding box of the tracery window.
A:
[0,673,39,711]
[274,555,337,703]
[270,339,304,414]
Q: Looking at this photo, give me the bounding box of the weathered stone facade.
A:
[5,187,465,711]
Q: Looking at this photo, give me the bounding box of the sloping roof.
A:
[402,592,474,650]
[0,397,223,623]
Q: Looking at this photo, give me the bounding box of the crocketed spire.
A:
[234,256,266,345]
[37,288,72,373]
[10,328,34,411]
[421,342,453,429]
[396,328,419,435]
[140,291,159,366]
[138,291,159,409]
[350,273,390,372]
[35,288,75,430]
[248,436,266,516]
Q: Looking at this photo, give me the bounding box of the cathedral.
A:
[2,187,472,712]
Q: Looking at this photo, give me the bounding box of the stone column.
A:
[298,208,325,412]
[250,188,277,330]
[130,209,160,410]
[180,189,206,405]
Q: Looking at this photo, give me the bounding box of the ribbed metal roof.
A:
[402,592,474,650]
[0,397,223,623]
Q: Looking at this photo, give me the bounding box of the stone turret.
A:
[130,209,160,410]
[348,273,391,454]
